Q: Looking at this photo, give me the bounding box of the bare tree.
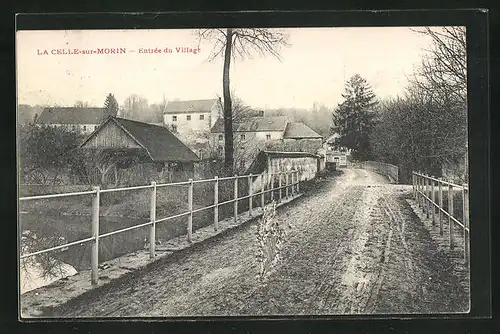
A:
[410,26,467,104]
[409,26,468,180]
[196,28,289,175]
[123,94,150,121]
[74,101,90,108]
[214,92,254,123]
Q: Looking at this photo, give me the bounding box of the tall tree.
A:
[104,93,120,116]
[331,74,378,161]
[409,26,468,180]
[197,28,289,175]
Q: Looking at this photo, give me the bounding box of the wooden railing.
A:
[19,170,301,285]
[412,171,469,263]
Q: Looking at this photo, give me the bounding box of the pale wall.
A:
[163,104,220,134]
[251,154,322,193]
[43,123,99,134]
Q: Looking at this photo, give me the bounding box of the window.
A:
[240,134,246,140]
[171,124,178,133]
[199,114,205,120]
[266,134,271,140]
[186,115,191,121]
[218,134,223,141]
[72,125,76,131]
[94,125,98,130]
[172,116,177,122]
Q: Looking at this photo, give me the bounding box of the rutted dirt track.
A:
[55,169,469,317]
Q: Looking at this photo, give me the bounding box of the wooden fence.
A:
[19,170,302,285]
[412,171,469,263]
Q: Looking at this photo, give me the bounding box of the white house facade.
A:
[163,99,220,135]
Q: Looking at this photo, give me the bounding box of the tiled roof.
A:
[283,122,323,139]
[36,107,115,125]
[164,99,219,114]
[210,116,289,133]
[81,117,199,163]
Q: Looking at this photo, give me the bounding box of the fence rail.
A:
[19,170,302,285]
[412,171,469,263]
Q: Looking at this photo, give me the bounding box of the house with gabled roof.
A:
[210,115,323,171]
[36,107,117,134]
[80,116,199,185]
[163,98,221,135]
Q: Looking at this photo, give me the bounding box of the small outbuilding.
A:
[80,116,199,186]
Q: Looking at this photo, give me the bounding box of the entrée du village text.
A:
[37,46,201,55]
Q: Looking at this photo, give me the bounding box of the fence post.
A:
[91,186,100,285]
[419,175,424,208]
[214,176,219,231]
[234,175,238,223]
[261,173,265,209]
[285,171,289,199]
[419,175,423,210]
[438,178,443,235]
[149,181,156,259]
[248,174,253,217]
[463,185,469,262]
[448,184,454,249]
[187,178,193,243]
[270,173,274,201]
[291,170,295,196]
[431,177,436,225]
[417,174,420,200]
[416,174,420,207]
[423,176,427,214]
[278,172,282,202]
[297,170,300,193]
[412,173,416,198]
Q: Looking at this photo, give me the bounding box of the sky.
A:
[16,27,440,110]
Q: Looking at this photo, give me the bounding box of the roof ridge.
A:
[114,117,166,129]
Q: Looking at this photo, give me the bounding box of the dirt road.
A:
[55,169,469,317]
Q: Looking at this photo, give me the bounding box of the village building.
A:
[80,116,199,186]
[35,107,117,134]
[210,116,323,171]
[163,99,221,135]
[320,133,351,168]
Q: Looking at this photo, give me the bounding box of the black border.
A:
[9,9,492,333]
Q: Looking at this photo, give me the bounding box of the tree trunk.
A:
[223,28,234,175]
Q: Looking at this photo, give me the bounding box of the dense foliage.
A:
[18,124,89,185]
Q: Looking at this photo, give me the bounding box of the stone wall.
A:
[247,151,324,193]
[361,161,399,183]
